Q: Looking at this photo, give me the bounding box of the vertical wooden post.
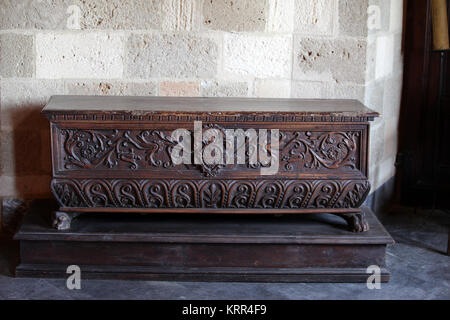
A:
[431,0,450,51]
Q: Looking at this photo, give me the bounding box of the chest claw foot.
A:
[338,211,369,232]
[52,211,79,230]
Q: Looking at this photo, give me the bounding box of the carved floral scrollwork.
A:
[51,179,370,210]
[112,180,143,208]
[281,131,359,171]
[172,181,197,208]
[254,181,284,209]
[281,181,312,209]
[60,128,361,174]
[142,181,169,208]
[83,180,113,207]
[62,129,176,170]
[227,181,256,208]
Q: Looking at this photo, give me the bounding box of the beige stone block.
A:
[383,117,399,159]
[290,81,325,99]
[375,34,395,79]
[79,0,161,30]
[126,33,218,79]
[160,81,199,97]
[65,81,158,96]
[369,156,396,191]
[294,0,335,35]
[36,33,124,79]
[162,0,199,31]
[0,80,64,130]
[323,83,365,102]
[0,34,34,78]
[224,34,292,79]
[202,0,266,32]
[393,32,404,75]
[266,0,295,33]
[366,35,377,83]
[254,79,291,98]
[389,0,403,32]
[1,0,163,30]
[0,0,69,29]
[367,0,392,34]
[200,81,248,97]
[368,165,378,191]
[293,37,367,84]
[369,120,385,166]
[339,0,368,36]
[364,80,385,114]
[382,74,403,119]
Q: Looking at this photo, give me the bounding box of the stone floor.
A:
[0,207,448,300]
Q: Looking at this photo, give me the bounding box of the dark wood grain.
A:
[14,201,393,282]
[42,95,378,116]
[398,0,450,207]
[15,201,393,244]
[42,96,378,232]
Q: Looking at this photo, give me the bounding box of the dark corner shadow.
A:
[11,103,52,198]
[0,239,19,278]
[1,104,52,276]
[389,232,448,256]
[1,199,58,278]
[382,209,450,255]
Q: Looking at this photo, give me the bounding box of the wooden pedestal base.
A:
[14,202,393,283]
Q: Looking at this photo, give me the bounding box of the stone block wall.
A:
[0,0,403,232]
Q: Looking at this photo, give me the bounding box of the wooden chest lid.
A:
[41,95,379,122]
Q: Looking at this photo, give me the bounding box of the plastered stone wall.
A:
[0,1,403,221]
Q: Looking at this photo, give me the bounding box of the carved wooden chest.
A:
[42,96,378,231]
